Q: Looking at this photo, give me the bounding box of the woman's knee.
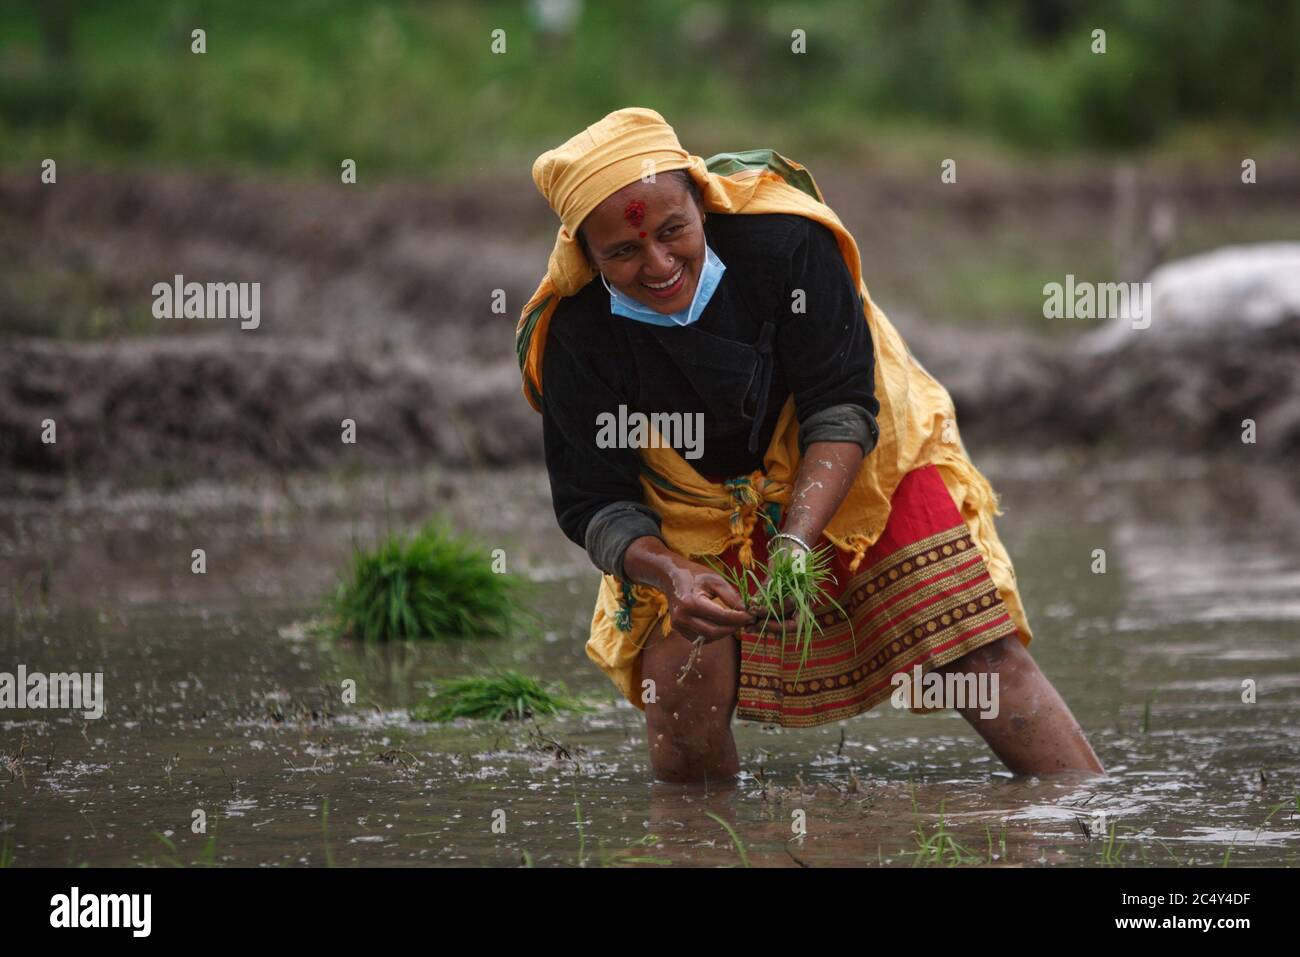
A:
[642,636,738,732]
[644,670,734,733]
[940,633,1026,675]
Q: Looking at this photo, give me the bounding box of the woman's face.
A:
[579,175,705,313]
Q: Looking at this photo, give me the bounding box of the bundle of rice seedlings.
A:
[410,671,593,722]
[326,521,525,642]
[706,543,852,680]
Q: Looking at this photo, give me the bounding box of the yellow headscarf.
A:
[519,107,1033,710]
[531,106,697,295]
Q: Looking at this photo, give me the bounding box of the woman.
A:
[517,107,1103,784]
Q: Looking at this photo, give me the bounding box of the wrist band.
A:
[771,531,813,553]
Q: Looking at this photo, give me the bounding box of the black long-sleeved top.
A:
[541,211,879,574]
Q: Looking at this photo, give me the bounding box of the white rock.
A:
[1083,242,1300,354]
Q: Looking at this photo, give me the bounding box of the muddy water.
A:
[2,454,1298,867]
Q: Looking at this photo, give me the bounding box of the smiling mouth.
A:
[641,265,686,298]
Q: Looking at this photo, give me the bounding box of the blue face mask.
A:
[601,243,726,328]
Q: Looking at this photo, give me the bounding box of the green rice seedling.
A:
[410,671,593,722]
[153,830,220,868]
[322,797,334,869]
[574,787,587,867]
[706,542,853,681]
[984,821,1009,864]
[1154,837,1183,865]
[153,832,180,867]
[326,521,527,642]
[1221,836,1237,868]
[1255,803,1286,846]
[1140,690,1154,733]
[910,800,980,867]
[705,811,751,868]
[570,786,669,867]
[611,834,672,867]
[1100,820,1137,867]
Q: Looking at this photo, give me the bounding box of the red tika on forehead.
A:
[623,200,646,227]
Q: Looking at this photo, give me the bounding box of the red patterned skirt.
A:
[706,464,1022,729]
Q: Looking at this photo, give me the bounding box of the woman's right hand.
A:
[622,536,756,642]
[663,560,757,643]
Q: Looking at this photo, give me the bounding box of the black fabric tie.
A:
[747,320,778,455]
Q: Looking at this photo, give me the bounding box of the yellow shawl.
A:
[516,147,1032,709]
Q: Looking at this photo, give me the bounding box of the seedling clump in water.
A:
[410,671,592,722]
[326,521,525,642]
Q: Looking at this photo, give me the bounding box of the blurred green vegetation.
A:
[2,267,165,339]
[2,0,1297,174]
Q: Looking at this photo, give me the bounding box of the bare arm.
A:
[781,439,864,547]
[750,439,864,636]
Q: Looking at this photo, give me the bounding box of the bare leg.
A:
[640,628,741,784]
[935,634,1105,775]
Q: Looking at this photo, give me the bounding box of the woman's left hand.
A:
[746,439,863,637]
[745,538,805,638]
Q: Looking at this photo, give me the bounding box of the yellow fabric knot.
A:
[722,472,766,569]
[843,533,872,573]
[734,517,757,569]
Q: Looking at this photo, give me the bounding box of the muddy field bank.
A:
[2,164,1298,491]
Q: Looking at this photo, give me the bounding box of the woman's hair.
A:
[575,168,703,265]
